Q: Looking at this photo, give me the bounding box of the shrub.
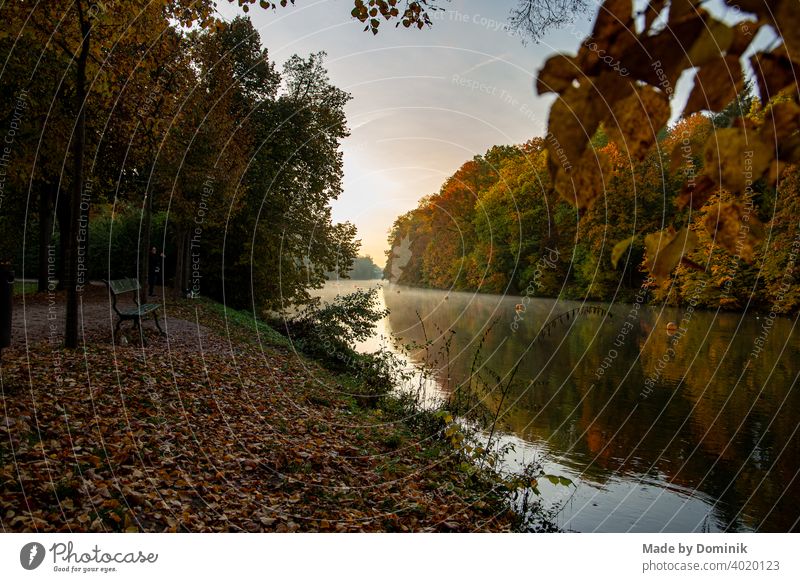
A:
[275,286,387,370]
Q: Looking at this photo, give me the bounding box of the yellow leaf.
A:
[537,54,578,95]
[611,236,636,269]
[684,55,743,115]
[703,127,772,194]
[554,146,614,209]
[644,227,698,283]
[547,83,604,176]
[704,201,763,263]
[776,1,800,64]
[761,100,800,163]
[606,85,670,160]
[687,17,733,67]
[750,46,798,102]
[728,20,762,56]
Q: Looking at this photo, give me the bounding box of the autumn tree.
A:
[0,30,74,291]
[172,21,358,313]
[3,0,221,347]
[536,0,800,287]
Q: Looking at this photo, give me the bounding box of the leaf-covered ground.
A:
[1,286,514,532]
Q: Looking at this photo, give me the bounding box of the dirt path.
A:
[10,283,210,349]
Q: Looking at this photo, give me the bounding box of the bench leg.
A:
[134,316,146,346]
[114,317,124,343]
[153,310,166,336]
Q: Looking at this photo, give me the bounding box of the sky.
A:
[211,0,591,262]
[216,0,768,263]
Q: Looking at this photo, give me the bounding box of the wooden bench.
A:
[104,278,165,342]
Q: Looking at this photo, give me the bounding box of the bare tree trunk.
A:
[55,190,69,291]
[139,191,153,288]
[172,227,188,298]
[64,10,90,349]
[37,183,55,292]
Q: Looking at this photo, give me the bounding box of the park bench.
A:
[104,277,165,342]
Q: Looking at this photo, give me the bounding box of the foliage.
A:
[0,10,359,333]
[238,0,596,40]
[2,0,233,346]
[275,287,388,369]
[386,95,800,311]
[328,256,383,280]
[220,47,357,311]
[535,0,800,287]
[87,208,170,282]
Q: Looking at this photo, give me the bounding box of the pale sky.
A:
[217,0,768,263]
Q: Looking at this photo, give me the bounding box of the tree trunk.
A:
[37,183,55,292]
[139,190,153,288]
[172,227,188,298]
[55,187,71,291]
[64,12,90,349]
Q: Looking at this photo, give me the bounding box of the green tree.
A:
[3,0,218,347]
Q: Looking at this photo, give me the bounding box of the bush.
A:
[275,287,387,370]
[88,208,172,281]
[348,347,405,408]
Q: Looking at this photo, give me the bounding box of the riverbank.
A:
[382,280,799,317]
[0,286,516,532]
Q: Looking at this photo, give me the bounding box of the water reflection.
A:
[318,280,800,532]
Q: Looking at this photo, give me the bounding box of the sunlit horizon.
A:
[218,0,589,261]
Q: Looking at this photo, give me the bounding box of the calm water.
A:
[318,280,800,532]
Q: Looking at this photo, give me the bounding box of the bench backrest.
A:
[107,278,141,295]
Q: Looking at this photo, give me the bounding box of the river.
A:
[316,279,800,532]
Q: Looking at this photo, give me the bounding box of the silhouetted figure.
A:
[148,246,164,296]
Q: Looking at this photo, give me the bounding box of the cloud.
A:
[348,109,397,131]
[457,52,513,77]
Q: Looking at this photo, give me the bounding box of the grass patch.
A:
[12,281,38,296]
[190,298,290,348]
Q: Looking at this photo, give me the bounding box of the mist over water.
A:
[318,279,800,532]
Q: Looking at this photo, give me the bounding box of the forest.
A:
[385,91,800,313]
[0,4,358,350]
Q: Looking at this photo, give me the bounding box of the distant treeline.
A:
[384,95,800,313]
[327,256,382,281]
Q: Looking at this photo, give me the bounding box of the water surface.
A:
[318,280,800,532]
